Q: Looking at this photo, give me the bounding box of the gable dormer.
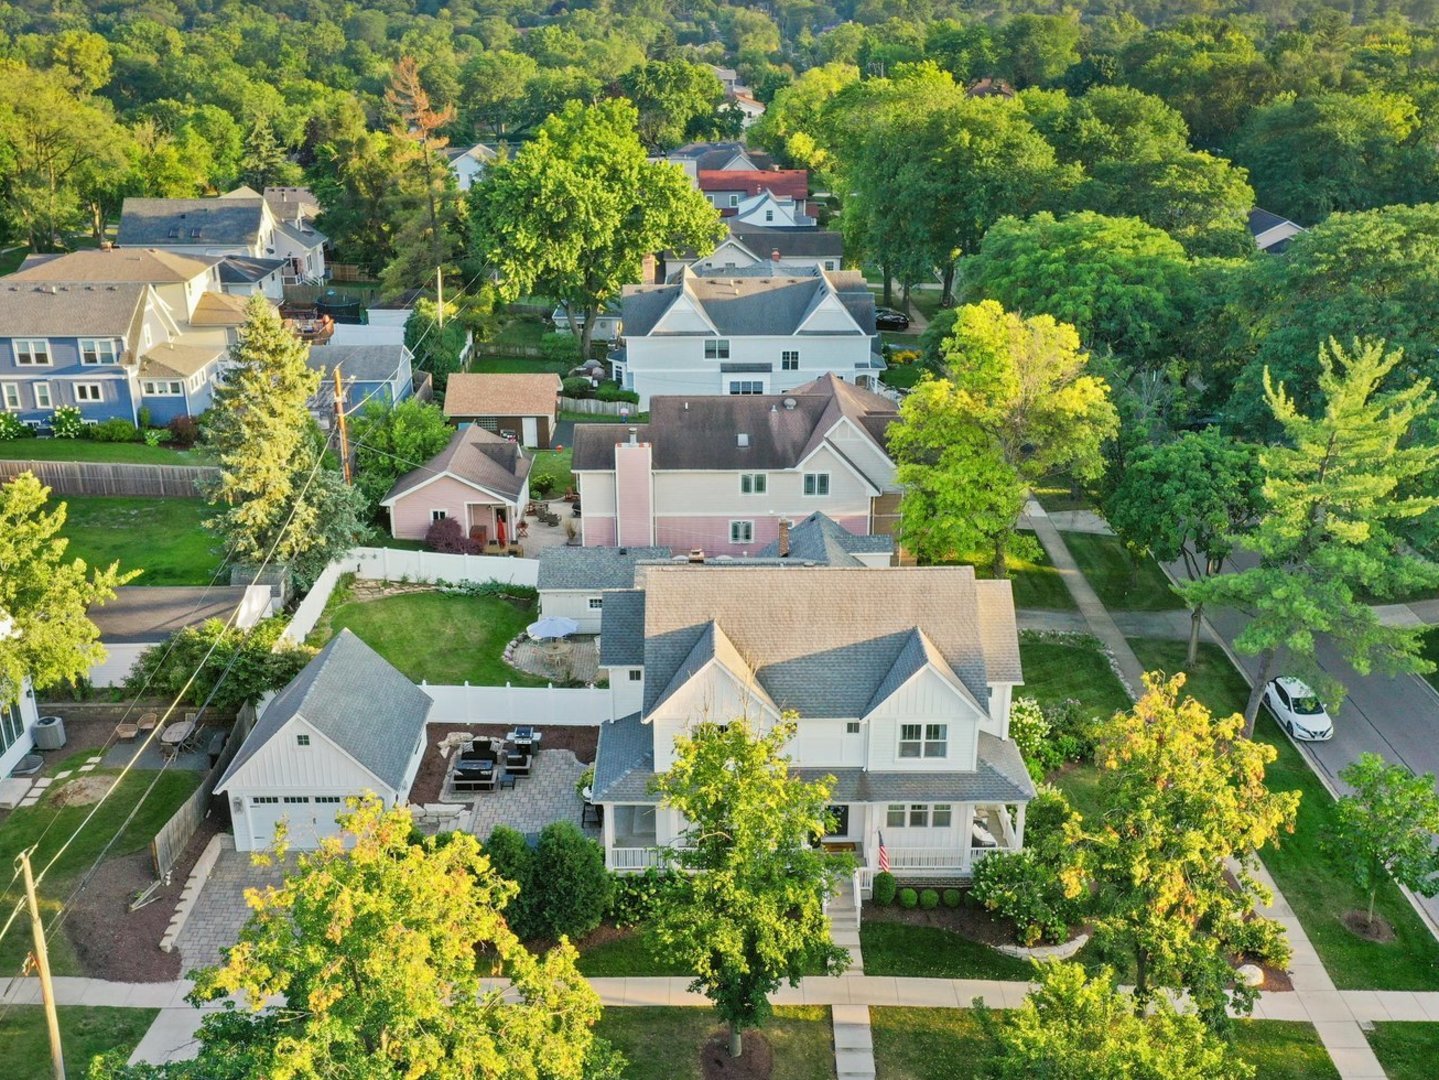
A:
[862,629,994,772]
[796,287,863,335]
[649,284,720,336]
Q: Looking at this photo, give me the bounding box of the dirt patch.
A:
[65,815,223,982]
[1258,962,1293,992]
[701,1030,774,1080]
[863,896,1027,948]
[408,723,598,805]
[48,775,113,807]
[1342,910,1396,942]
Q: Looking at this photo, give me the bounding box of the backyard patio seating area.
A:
[442,726,546,798]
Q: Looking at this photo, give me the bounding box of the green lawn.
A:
[1030,475,1098,513]
[558,410,650,425]
[575,928,693,977]
[870,1009,1337,1080]
[1062,531,1182,611]
[529,447,574,499]
[0,243,30,275]
[468,355,570,375]
[859,921,1033,980]
[1130,638,1439,990]
[1366,1022,1439,1079]
[0,439,213,464]
[958,537,1075,612]
[594,1006,834,1080]
[58,496,222,585]
[0,764,202,975]
[880,362,927,390]
[0,1006,159,1079]
[1018,632,1132,719]
[489,317,549,348]
[322,591,548,686]
[1048,760,1106,824]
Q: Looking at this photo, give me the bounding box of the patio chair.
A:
[114,722,139,741]
[499,773,517,791]
[137,712,159,732]
[504,751,532,778]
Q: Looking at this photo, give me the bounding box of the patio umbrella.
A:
[527,616,580,640]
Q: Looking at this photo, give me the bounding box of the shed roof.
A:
[443,373,562,419]
[87,586,257,643]
[216,629,432,795]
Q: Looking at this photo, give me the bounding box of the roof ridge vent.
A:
[783,397,796,410]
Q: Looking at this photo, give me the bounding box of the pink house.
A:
[572,374,901,556]
[379,425,531,546]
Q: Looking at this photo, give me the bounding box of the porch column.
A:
[959,802,973,873]
[865,804,880,872]
[997,804,1017,849]
[1014,802,1027,850]
[602,803,615,869]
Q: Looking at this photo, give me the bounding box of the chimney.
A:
[688,548,706,563]
[778,519,791,558]
[627,426,638,446]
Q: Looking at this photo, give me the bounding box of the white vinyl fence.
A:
[418,682,611,725]
[282,547,541,644]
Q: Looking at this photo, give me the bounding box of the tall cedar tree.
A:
[469,98,725,361]
[1085,674,1298,1030]
[128,799,616,1079]
[0,472,133,703]
[1184,339,1439,732]
[649,716,851,1057]
[889,300,1117,574]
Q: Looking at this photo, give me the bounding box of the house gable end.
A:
[648,291,719,336]
[795,290,862,335]
[216,715,392,797]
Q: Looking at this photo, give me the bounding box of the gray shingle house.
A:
[590,565,1034,889]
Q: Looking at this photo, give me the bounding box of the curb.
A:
[160,833,227,954]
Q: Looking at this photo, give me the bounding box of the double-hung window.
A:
[32,383,52,410]
[430,509,448,523]
[729,194,739,207]
[79,339,119,365]
[729,380,763,395]
[781,350,800,371]
[739,473,767,495]
[704,339,730,360]
[802,473,830,496]
[886,803,953,828]
[898,722,948,759]
[729,520,754,544]
[2,384,20,411]
[74,383,103,403]
[14,340,50,366]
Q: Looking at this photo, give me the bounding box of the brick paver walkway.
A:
[466,748,593,841]
[509,637,599,683]
[173,843,291,975]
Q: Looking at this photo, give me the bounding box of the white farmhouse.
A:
[590,565,1034,890]
[612,266,882,405]
[216,630,430,851]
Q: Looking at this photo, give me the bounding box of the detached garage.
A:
[216,629,431,852]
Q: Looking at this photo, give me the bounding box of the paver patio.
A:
[173,841,292,975]
[465,748,595,841]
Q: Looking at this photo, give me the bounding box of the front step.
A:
[832,1005,876,1080]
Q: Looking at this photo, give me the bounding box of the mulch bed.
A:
[700,1030,774,1080]
[66,815,223,983]
[408,723,599,805]
[1342,910,1396,943]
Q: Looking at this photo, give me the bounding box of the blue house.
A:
[305,343,415,427]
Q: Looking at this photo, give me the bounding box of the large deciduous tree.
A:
[160,799,615,1078]
[617,60,725,152]
[470,99,723,361]
[649,716,851,1057]
[0,473,133,704]
[1185,340,1439,732]
[1105,430,1265,665]
[1088,674,1297,1029]
[1327,753,1439,929]
[975,962,1252,1079]
[889,301,1118,573]
[350,397,454,517]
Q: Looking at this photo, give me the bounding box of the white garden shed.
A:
[216,629,431,852]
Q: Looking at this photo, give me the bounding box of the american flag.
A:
[877,831,890,873]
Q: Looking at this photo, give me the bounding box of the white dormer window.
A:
[296,734,310,746]
[899,723,947,759]
[704,339,730,360]
[79,339,120,365]
[802,473,830,497]
[765,210,774,222]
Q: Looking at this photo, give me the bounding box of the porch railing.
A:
[609,846,664,871]
[887,846,976,871]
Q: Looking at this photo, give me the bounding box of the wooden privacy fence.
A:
[0,459,218,497]
[473,342,546,359]
[558,395,635,417]
[150,703,256,878]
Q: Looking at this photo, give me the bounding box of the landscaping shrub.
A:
[484,825,540,939]
[425,516,479,554]
[899,887,919,909]
[943,888,961,908]
[1044,697,1101,762]
[138,406,153,430]
[541,331,582,363]
[0,413,31,440]
[561,376,591,398]
[88,418,140,442]
[919,888,940,910]
[437,578,539,603]
[168,414,200,447]
[50,405,83,439]
[872,871,898,905]
[530,821,612,941]
[606,867,683,927]
[971,849,1078,947]
[1225,913,1292,969]
[1026,786,1082,850]
[530,472,556,497]
[595,381,640,404]
[1010,696,1061,781]
[142,428,167,447]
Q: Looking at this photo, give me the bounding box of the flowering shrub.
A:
[971,849,1078,946]
[0,412,31,440]
[50,406,83,439]
[1010,696,1058,781]
[606,867,683,927]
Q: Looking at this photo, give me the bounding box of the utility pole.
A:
[436,267,444,329]
[19,848,65,1080]
[334,366,351,485]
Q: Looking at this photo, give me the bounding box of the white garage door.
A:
[522,416,539,446]
[247,795,350,850]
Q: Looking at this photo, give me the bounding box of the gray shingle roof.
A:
[0,282,147,338]
[216,629,432,794]
[598,590,647,666]
[11,248,213,284]
[538,547,673,592]
[308,344,406,383]
[728,224,844,259]
[571,374,896,473]
[639,566,1021,717]
[87,586,256,643]
[381,425,531,505]
[622,266,872,338]
[591,712,653,801]
[218,256,287,284]
[276,218,327,249]
[753,512,894,565]
[119,196,266,247]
